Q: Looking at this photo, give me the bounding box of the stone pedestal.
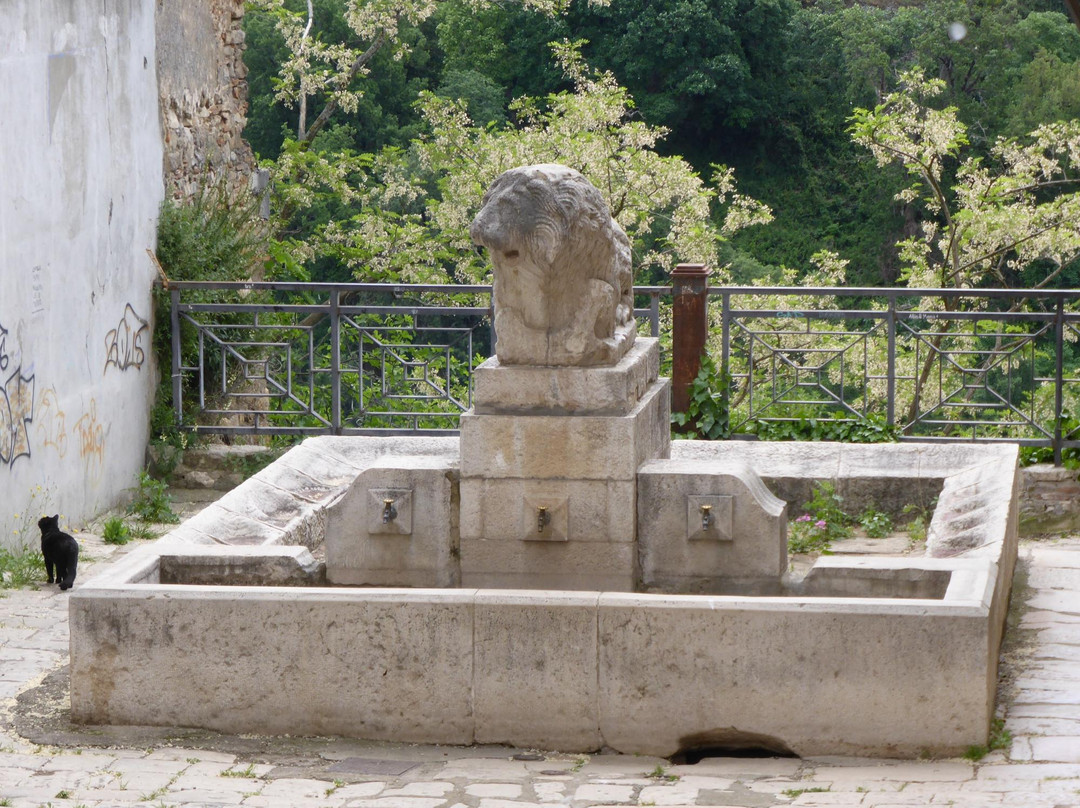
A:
[459,339,670,590]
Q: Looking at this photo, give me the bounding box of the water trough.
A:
[70,436,1018,758]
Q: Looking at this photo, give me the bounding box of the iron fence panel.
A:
[169,282,1080,462]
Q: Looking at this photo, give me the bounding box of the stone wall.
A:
[1020,464,1080,535]
[0,0,164,547]
[156,0,254,199]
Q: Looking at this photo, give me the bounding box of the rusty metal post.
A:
[671,263,711,423]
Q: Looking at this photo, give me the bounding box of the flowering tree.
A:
[850,70,1080,424]
[851,70,1080,296]
[694,72,1080,440]
[266,38,771,287]
[250,0,608,145]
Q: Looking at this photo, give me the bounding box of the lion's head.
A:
[470,164,635,367]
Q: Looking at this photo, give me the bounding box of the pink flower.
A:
[797,514,812,522]
[815,520,827,529]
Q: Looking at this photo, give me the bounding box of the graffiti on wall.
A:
[73,398,105,472]
[0,321,36,469]
[104,303,149,373]
[36,385,68,459]
[30,266,45,317]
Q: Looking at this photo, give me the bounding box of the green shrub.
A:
[788,480,853,554]
[152,180,266,448]
[128,471,179,524]
[102,517,131,545]
[0,544,45,590]
[671,353,730,440]
[902,503,929,543]
[964,718,1011,761]
[859,509,893,538]
[750,411,900,443]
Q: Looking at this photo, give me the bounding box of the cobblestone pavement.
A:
[4,536,1080,807]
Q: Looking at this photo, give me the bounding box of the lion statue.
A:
[469,164,636,367]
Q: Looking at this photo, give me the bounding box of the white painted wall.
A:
[0,0,163,548]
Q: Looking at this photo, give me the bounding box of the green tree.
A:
[566,0,797,162]
[851,70,1080,293]
[851,69,1080,422]
[294,42,770,286]
[243,0,441,159]
[727,1,1080,282]
[1004,48,1080,136]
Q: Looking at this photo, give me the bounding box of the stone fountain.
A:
[325,164,786,595]
[69,165,1020,759]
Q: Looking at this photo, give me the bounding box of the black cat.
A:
[37,514,79,591]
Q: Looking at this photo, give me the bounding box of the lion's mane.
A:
[470,164,635,367]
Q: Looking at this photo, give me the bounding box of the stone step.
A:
[150,443,286,491]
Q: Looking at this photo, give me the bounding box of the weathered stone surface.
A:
[65,436,1022,759]
[1020,463,1080,534]
[914,442,1017,478]
[459,479,636,543]
[470,164,635,367]
[183,503,286,545]
[158,545,324,586]
[459,380,670,481]
[795,556,960,599]
[927,451,1018,558]
[70,587,476,745]
[156,0,253,199]
[473,591,601,751]
[472,339,659,415]
[313,435,460,466]
[324,456,458,588]
[596,592,990,758]
[459,538,636,592]
[637,459,787,592]
[211,477,324,549]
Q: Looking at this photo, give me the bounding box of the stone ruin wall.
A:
[155,0,254,200]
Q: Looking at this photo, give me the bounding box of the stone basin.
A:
[69,437,1019,759]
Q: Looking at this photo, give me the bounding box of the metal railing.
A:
[169,281,1080,462]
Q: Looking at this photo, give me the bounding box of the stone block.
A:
[158,546,325,587]
[309,435,460,466]
[70,588,476,745]
[277,442,366,488]
[473,590,601,751]
[324,456,458,587]
[795,557,957,600]
[183,503,286,546]
[460,379,670,481]
[927,453,1018,558]
[835,443,925,480]
[637,459,787,592]
[250,462,339,505]
[156,522,221,547]
[212,477,324,549]
[460,537,636,591]
[596,592,990,757]
[459,479,636,543]
[915,442,1017,478]
[472,338,659,415]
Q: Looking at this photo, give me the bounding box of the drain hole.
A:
[671,730,796,764]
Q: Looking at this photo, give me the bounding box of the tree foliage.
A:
[240,0,1080,291]
[851,70,1080,294]
[268,41,770,286]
